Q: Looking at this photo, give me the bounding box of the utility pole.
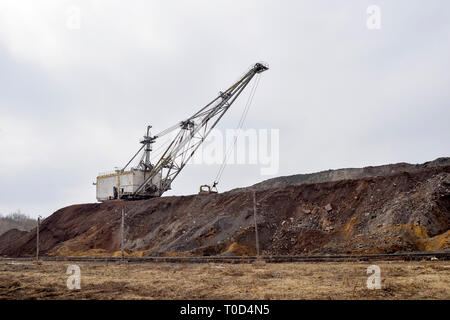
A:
[121,208,125,261]
[253,191,260,257]
[36,216,41,261]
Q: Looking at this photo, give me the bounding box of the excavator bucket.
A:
[198,185,217,195]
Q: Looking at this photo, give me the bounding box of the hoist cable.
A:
[213,74,261,186]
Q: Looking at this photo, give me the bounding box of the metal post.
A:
[253,191,260,256]
[36,216,41,261]
[121,208,124,260]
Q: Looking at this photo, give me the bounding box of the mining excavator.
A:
[94,62,268,201]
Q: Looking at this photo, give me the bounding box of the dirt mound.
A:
[235,157,450,192]
[0,229,29,254]
[1,164,449,257]
[0,202,124,257]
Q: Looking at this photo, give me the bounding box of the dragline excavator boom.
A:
[94,62,268,202]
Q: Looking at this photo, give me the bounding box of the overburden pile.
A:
[1,158,449,257]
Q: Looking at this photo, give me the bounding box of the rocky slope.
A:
[236,157,450,192]
[1,160,449,257]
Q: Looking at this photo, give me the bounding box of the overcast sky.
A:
[0,1,449,218]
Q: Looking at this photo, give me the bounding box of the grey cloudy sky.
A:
[0,0,449,218]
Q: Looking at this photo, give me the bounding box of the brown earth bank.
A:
[0,161,449,257]
[238,157,450,192]
[0,260,449,299]
[0,229,28,253]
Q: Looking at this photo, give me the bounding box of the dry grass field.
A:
[0,260,449,299]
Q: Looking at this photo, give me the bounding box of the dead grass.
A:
[0,260,449,299]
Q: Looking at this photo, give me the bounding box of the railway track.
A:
[1,251,449,264]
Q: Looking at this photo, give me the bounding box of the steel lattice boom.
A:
[95,63,268,201]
